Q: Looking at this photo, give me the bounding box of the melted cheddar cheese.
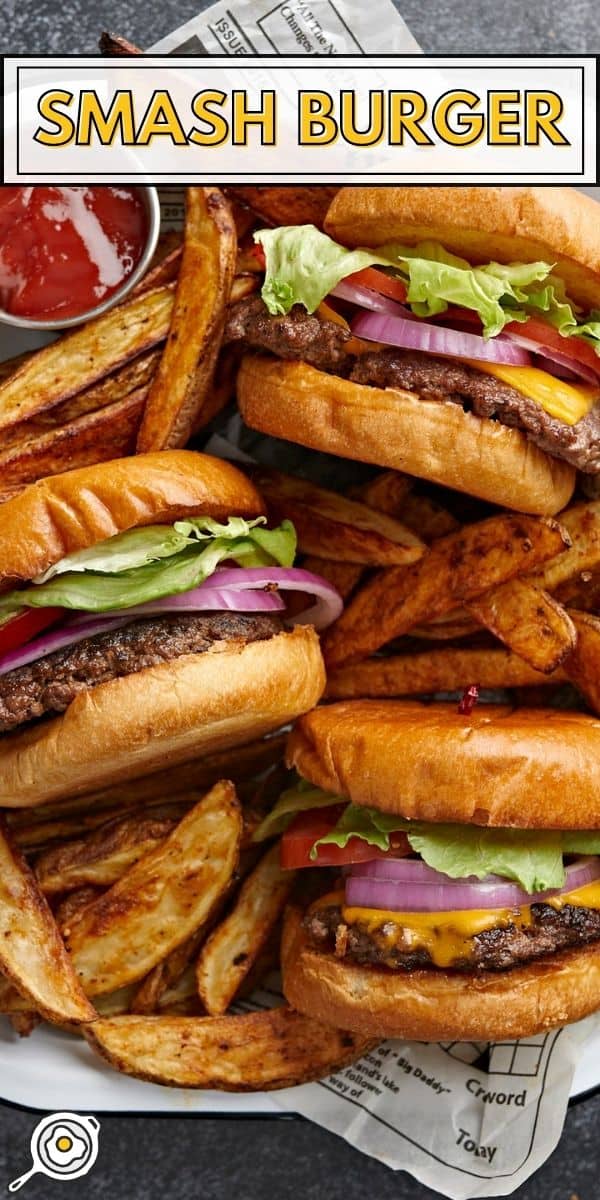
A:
[464,361,600,426]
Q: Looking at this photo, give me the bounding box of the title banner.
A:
[3,56,597,183]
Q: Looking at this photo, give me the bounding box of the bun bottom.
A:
[0,628,325,809]
[237,356,575,516]
[282,907,600,1041]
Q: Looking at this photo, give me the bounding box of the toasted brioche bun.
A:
[287,699,600,829]
[325,186,600,312]
[237,357,575,516]
[282,906,600,1041]
[0,450,263,590]
[0,627,325,808]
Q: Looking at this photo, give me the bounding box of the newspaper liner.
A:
[140,4,595,1192]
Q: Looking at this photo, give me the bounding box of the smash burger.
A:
[0,451,340,808]
[261,701,600,1041]
[233,186,600,515]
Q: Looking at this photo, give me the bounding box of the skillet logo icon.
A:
[8,1113,100,1191]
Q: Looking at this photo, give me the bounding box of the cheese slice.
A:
[464,361,599,425]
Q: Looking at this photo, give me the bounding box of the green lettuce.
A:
[257,225,600,351]
[252,781,341,843]
[0,517,297,616]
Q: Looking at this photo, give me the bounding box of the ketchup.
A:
[0,187,148,320]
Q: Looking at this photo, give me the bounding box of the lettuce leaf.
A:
[0,518,297,616]
[257,225,600,351]
[252,782,341,843]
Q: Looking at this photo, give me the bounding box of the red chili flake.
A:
[458,683,480,715]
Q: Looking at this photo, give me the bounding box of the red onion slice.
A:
[0,616,130,676]
[344,856,600,912]
[503,331,600,386]
[329,280,409,316]
[351,311,533,366]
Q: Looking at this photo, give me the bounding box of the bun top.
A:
[286,699,600,829]
[0,451,263,590]
[325,187,600,313]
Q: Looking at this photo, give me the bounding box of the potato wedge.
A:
[564,610,600,714]
[467,581,576,674]
[323,514,570,668]
[131,927,208,1015]
[9,1012,41,1038]
[301,556,364,602]
[197,844,295,1016]
[54,887,104,937]
[94,986,139,1017]
[0,286,173,432]
[157,967,200,1013]
[98,31,142,54]
[224,186,339,230]
[351,470,413,513]
[0,820,95,1025]
[85,1004,373,1090]
[0,973,30,1015]
[137,187,237,449]
[35,814,177,896]
[325,646,568,699]
[532,501,600,593]
[409,618,481,641]
[132,244,183,295]
[252,467,425,566]
[65,782,242,996]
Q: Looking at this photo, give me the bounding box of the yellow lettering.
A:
[433,90,484,146]
[298,92,338,145]
[33,90,75,146]
[232,90,276,146]
[189,91,229,146]
[77,91,135,146]
[137,91,187,146]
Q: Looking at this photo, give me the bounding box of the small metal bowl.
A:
[0,186,161,332]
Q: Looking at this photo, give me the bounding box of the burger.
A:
[261,700,600,1041]
[0,450,341,808]
[231,186,600,516]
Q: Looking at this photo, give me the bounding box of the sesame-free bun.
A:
[0,451,263,590]
[325,186,600,312]
[282,906,600,1041]
[237,357,575,516]
[286,699,600,829]
[0,626,325,808]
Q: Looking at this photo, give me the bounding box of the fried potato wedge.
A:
[131,928,208,1015]
[157,967,200,1013]
[252,467,425,566]
[322,514,570,668]
[94,986,139,1017]
[325,646,568,699]
[85,1004,372,1090]
[0,388,146,502]
[224,186,339,229]
[301,556,364,602]
[98,30,142,54]
[137,187,237,449]
[9,1012,41,1038]
[353,473,460,541]
[532,501,600,593]
[132,245,183,295]
[0,821,95,1025]
[65,782,242,996]
[35,814,177,896]
[55,887,104,937]
[467,581,576,674]
[0,973,30,1015]
[0,286,173,432]
[196,844,295,1016]
[564,610,600,714]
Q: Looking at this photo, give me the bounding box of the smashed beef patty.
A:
[0,612,282,734]
[305,901,600,972]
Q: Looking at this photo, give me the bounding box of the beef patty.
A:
[305,900,600,972]
[226,296,600,474]
[0,612,281,734]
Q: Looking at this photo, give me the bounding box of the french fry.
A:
[35,814,177,896]
[0,973,30,1015]
[224,186,339,230]
[322,514,570,668]
[196,844,295,1016]
[94,986,139,1017]
[325,646,568,700]
[532,501,600,594]
[301,556,365,601]
[132,244,183,295]
[64,782,242,996]
[0,286,173,432]
[467,581,576,674]
[131,928,207,1015]
[54,887,104,937]
[98,31,142,54]
[351,470,413,513]
[252,467,425,566]
[398,493,462,541]
[137,187,237,449]
[409,618,481,640]
[0,821,95,1025]
[85,1004,373,1090]
[9,1012,41,1038]
[157,967,200,1013]
[564,610,600,714]
[0,388,146,502]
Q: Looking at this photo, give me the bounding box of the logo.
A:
[8,1113,100,1192]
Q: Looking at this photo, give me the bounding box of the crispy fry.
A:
[352,470,412,512]
[0,286,173,432]
[196,844,295,1016]
[35,814,177,896]
[98,31,142,54]
[230,274,261,303]
[322,514,570,668]
[353,473,460,541]
[301,556,364,601]
[85,1004,372,1090]
[54,887,105,936]
[398,493,462,541]
[65,782,242,996]
[224,186,339,230]
[157,967,201,1014]
[325,646,568,699]
[0,973,30,1015]
[9,1012,41,1038]
[94,986,139,1017]
[131,928,207,1015]
[467,581,576,674]
[409,618,481,640]
[137,187,237,449]
[564,610,600,714]
[252,467,425,566]
[0,820,94,1025]
[0,388,146,502]
[532,501,600,593]
[132,245,183,295]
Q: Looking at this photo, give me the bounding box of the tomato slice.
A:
[504,316,600,375]
[346,267,408,304]
[0,608,64,658]
[280,805,410,869]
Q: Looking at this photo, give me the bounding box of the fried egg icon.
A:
[42,1124,89,1169]
[9,1112,100,1191]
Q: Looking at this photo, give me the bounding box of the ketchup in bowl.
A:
[0,187,149,321]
